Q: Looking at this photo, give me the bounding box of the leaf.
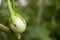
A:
[22,25,51,40]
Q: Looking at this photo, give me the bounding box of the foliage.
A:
[0,0,60,40]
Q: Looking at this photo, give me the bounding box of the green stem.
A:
[0,24,12,34]
[36,0,44,24]
[11,0,15,9]
[7,0,15,15]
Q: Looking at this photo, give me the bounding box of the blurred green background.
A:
[0,0,60,40]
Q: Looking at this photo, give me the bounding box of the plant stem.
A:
[0,24,12,34]
[7,0,15,15]
[36,0,45,25]
[11,0,15,9]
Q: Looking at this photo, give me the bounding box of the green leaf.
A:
[22,26,51,40]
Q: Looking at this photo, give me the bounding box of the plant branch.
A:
[0,24,12,34]
[11,0,15,9]
[37,0,45,24]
